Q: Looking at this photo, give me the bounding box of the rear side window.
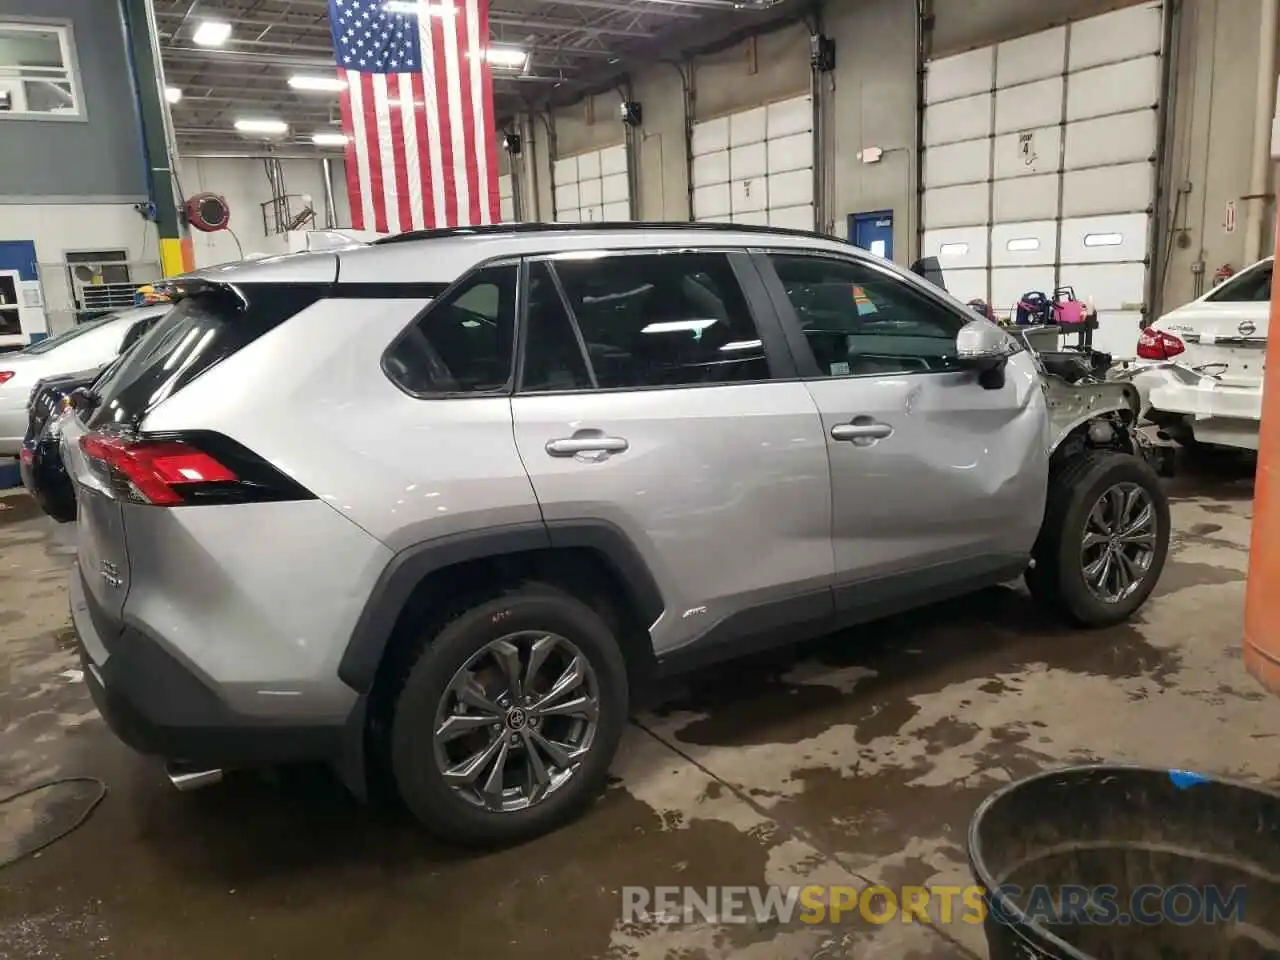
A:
[549,252,770,388]
[1206,262,1272,302]
[384,265,518,395]
[88,284,321,430]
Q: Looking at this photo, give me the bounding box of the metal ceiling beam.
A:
[163,46,335,68]
[193,3,663,38]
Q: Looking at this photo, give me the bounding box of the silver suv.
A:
[62,224,1169,845]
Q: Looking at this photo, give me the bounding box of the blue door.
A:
[849,211,894,261]
[0,241,39,347]
[0,241,38,281]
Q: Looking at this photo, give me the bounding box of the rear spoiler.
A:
[154,277,248,311]
[910,257,947,292]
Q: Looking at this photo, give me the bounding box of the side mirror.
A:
[955,319,1015,389]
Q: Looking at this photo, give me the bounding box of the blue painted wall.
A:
[0,0,146,199]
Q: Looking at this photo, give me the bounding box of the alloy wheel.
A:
[1080,482,1158,604]
[432,630,601,813]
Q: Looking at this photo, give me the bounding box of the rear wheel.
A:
[389,584,627,846]
[1026,451,1170,627]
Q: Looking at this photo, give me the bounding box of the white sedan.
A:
[0,304,171,456]
[1129,256,1270,451]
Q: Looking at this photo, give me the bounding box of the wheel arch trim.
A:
[337,519,665,694]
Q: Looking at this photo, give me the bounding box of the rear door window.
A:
[88,285,321,430]
[546,251,772,389]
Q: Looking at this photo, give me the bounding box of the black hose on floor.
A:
[0,777,107,870]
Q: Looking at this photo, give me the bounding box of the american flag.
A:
[328,0,499,232]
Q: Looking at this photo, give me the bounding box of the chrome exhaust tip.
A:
[166,763,224,792]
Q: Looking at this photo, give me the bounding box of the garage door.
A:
[921,1,1164,357]
[553,145,631,222]
[691,95,815,231]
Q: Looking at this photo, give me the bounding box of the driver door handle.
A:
[545,436,630,457]
[830,420,893,443]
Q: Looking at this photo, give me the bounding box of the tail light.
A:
[1136,327,1186,361]
[0,372,13,386]
[77,431,312,507]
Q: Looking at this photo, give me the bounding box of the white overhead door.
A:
[922,2,1164,357]
[553,145,631,223]
[691,95,815,231]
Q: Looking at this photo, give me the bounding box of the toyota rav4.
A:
[62,223,1170,846]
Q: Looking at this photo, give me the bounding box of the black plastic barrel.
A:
[967,765,1280,959]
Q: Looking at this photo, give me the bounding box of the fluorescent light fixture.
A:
[1006,237,1039,252]
[483,46,530,70]
[641,319,719,335]
[192,20,232,47]
[235,118,288,135]
[383,1,458,14]
[938,242,968,258]
[720,339,763,352]
[289,75,347,92]
[1084,232,1123,247]
[312,132,350,146]
[165,86,183,104]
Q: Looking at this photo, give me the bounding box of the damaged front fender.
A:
[1043,374,1142,456]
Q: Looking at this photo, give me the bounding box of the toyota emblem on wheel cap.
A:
[1240,320,1257,337]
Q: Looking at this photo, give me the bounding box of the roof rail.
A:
[371,221,842,246]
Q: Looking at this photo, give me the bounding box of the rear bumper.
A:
[0,402,25,457]
[71,564,347,768]
[21,436,77,523]
[1132,367,1261,449]
[1148,380,1261,422]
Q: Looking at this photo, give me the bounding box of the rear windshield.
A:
[1206,261,1272,303]
[88,284,321,430]
[21,315,118,355]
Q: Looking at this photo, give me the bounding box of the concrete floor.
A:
[0,456,1269,960]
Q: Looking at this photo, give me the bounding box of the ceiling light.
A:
[482,46,529,70]
[289,75,347,93]
[382,1,458,14]
[312,132,350,146]
[235,118,288,135]
[165,86,183,104]
[192,20,232,47]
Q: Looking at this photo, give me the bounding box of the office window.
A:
[0,22,82,118]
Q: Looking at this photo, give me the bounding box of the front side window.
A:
[0,23,81,118]
[768,254,964,377]
[550,251,770,389]
[1206,261,1272,303]
[384,264,518,395]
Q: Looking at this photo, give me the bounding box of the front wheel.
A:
[1026,451,1170,627]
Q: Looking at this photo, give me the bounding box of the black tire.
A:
[1025,451,1170,628]
[389,583,628,847]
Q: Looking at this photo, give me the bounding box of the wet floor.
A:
[0,453,1270,959]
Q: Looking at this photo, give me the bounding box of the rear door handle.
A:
[545,436,630,457]
[830,420,893,443]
